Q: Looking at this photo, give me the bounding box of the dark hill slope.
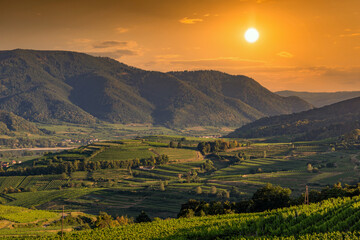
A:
[227,97,360,140]
[276,90,360,107]
[170,71,312,116]
[0,110,43,135]
[0,49,313,127]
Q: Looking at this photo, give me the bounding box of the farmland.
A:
[0,135,357,238]
[0,136,357,222]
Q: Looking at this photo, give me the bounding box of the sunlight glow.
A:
[244,28,259,43]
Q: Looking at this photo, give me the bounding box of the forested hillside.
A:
[0,110,43,135]
[0,49,312,127]
[227,97,360,140]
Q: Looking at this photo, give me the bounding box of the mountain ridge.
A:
[0,49,313,127]
[227,96,360,140]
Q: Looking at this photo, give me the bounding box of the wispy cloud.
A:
[277,51,294,58]
[116,27,129,33]
[67,39,140,59]
[340,33,360,37]
[93,41,128,49]
[88,49,137,58]
[339,29,360,37]
[179,17,203,24]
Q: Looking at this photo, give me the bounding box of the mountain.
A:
[276,90,360,108]
[0,110,43,135]
[227,97,360,140]
[0,49,313,127]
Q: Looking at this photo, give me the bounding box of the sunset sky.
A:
[0,0,359,92]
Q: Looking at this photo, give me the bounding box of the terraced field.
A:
[0,137,358,220]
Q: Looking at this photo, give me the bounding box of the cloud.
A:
[67,38,140,60]
[88,49,138,59]
[277,51,294,58]
[115,27,129,33]
[179,17,203,24]
[93,41,128,49]
[340,33,360,37]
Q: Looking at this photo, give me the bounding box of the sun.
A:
[244,28,259,43]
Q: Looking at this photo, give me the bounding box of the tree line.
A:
[178,182,360,218]
[0,155,169,176]
[197,140,243,154]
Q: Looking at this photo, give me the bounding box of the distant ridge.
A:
[227,97,360,140]
[276,90,360,108]
[0,49,313,127]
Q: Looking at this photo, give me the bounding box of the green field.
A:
[0,136,358,220]
[0,204,59,223]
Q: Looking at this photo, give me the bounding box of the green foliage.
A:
[197,140,240,154]
[251,183,291,212]
[0,204,58,223]
[200,159,216,172]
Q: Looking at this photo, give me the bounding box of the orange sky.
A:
[0,0,359,92]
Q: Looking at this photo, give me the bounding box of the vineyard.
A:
[18,195,360,239]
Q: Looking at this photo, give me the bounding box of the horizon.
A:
[0,0,359,92]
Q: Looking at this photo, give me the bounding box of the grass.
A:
[155,147,198,162]
[91,145,155,161]
[7,188,99,208]
[0,204,59,223]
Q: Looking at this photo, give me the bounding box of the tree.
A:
[251,183,291,212]
[181,209,195,218]
[95,212,115,228]
[177,142,182,148]
[159,181,165,191]
[186,172,191,183]
[135,211,151,223]
[115,216,133,225]
[196,186,202,195]
[210,186,217,195]
[307,163,314,173]
[224,190,230,199]
[169,141,177,148]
